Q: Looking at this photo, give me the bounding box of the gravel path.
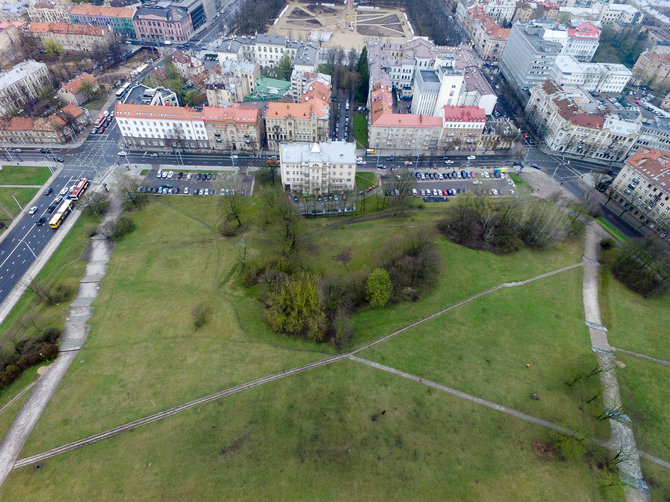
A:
[582,222,650,500]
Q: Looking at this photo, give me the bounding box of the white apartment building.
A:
[551,54,632,93]
[526,80,639,162]
[280,141,356,195]
[114,103,208,149]
[411,67,465,116]
[564,22,600,62]
[0,59,51,115]
[599,3,643,28]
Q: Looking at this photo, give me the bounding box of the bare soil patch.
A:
[532,440,558,460]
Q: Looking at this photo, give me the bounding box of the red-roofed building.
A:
[369,111,444,155]
[465,6,510,61]
[0,114,72,144]
[527,80,639,162]
[265,101,329,150]
[27,22,115,52]
[442,106,487,150]
[565,22,600,62]
[57,73,99,105]
[59,103,91,132]
[203,104,263,152]
[68,4,136,37]
[608,148,670,229]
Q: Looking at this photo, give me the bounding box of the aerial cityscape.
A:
[0,0,667,498]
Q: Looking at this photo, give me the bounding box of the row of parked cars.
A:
[417,171,476,180]
[414,188,464,197]
[156,170,217,181]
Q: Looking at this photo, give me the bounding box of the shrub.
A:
[109,216,136,240]
[192,303,212,329]
[332,309,354,349]
[80,191,110,217]
[600,238,615,250]
[366,268,392,308]
[265,271,327,341]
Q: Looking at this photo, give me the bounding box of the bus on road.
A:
[115,82,130,99]
[68,178,89,201]
[49,199,74,229]
[93,113,105,128]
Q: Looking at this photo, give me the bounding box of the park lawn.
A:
[355,171,375,191]
[83,94,109,112]
[510,173,533,194]
[0,166,51,186]
[19,197,328,456]
[596,217,627,242]
[0,187,39,219]
[305,215,583,346]
[616,354,670,461]
[643,459,670,502]
[353,113,368,147]
[360,267,610,439]
[0,361,50,438]
[2,361,622,501]
[599,269,670,359]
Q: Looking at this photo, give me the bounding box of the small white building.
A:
[551,54,632,94]
[280,142,356,195]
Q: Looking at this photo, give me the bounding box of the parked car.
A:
[157,170,163,178]
[444,159,454,164]
[193,189,199,195]
[467,155,476,160]
[40,148,49,154]
[187,173,192,180]
[184,187,189,194]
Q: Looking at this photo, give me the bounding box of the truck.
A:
[366,149,375,155]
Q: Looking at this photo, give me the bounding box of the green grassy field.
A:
[0,362,50,438]
[355,172,375,191]
[643,459,670,501]
[0,188,39,219]
[1,361,622,501]
[0,166,51,186]
[599,270,669,359]
[595,217,627,242]
[616,354,670,461]
[353,113,368,147]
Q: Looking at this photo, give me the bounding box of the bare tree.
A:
[214,173,246,230]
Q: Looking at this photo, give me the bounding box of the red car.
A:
[97,126,105,133]
[442,189,448,196]
[523,132,530,139]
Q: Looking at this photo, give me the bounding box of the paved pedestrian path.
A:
[582,222,649,501]
[611,347,670,367]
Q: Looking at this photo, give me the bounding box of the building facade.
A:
[115,102,208,149]
[265,101,329,150]
[607,148,670,230]
[28,22,115,52]
[369,113,444,155]
[0,59,51,115]
[69,4,136,37]
[133,5,193,43]
[56,72,98,105]
[280,141,355,195]
[0,24,24,69]
[27,1,70,23]
[632,52,670,92]
[441,105,487,151]
[526,80,639,162]
[465,6,509,61]
[551,54,631,93]
[203,103,262,152]
[0,115,72,143]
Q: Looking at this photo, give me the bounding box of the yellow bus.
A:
[49,199,73,229]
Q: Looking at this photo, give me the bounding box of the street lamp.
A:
[11,193,23,211]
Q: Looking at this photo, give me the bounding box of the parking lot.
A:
[140,169,253,196]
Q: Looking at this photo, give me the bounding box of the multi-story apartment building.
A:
[0,1,28,22]
[28,22,115,52]
[265,101,329,150]
[69,4,136,38]
[171,49,204,79]
[115,102,208,149]
[551,54,631,93]
[0,59,51,115]
[455,0,515,27]
[599,3,643,29]
[631,117,670,153]
[501,20,600,94]
[203,103,262,152]
[441,105,487,150]
[369,113,444,155]
[206,60,258,106]
[279,141,355,195]
[56,72,98,105]
[465,6,509,61]
[133,5,193,43]
[27,0,70,23]
[0,114,73,143]
[461,66,497,115]
[526,79,639,162]
[608,148,670,229]
[290,69,330,103]
[632,52,670,92]
[411,67,464,116]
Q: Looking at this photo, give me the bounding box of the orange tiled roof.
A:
[60,103,85,118]
[62,73,96,95]
[69,4,135,19]
[266,101,328,119]
[443,105,486,122]
[203,104,259,123]
[372,113,442,128]
[9,117,33,131]
[626,148,670,188]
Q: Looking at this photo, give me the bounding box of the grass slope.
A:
[0,166,51,186]
[1,361,622,501]
[0,188,39,219]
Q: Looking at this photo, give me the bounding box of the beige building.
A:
[0,24,24,69]
[280,141,356,195]
[369,113,444,155]
[607,148,670,230]
[0,114,72,143]
[632,52,670,92]
[0,59,52,115]
[171,50,204,80]
[56,72,98,105]
[205,60,258,106]
[27,1,71,23]
[526,80,639,162]
[265,101,329,151]
[661,92,670,112]
[28,21,115,52]
[441,105,487,151]
[203,104,263,152]
[465,6,510,61]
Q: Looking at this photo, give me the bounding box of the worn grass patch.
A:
[0,166,51,186]
[361,267,609,438]
[355,171,375,191]
[599,269,669,359]
[616,354,670,461]
[2,361,621,501]
[0,188,39,219]
[353,113,368,147]
[595,217,627,242]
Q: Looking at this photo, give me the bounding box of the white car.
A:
[157,170,162,178]
[467,155,476,160]
[186,173,192,180]
[412,188,417,196]
[161,171,168,178]
[444,160,454,164]
[184,187,189,194]
[357,160,367,165]
[59,187,69,196]
[167,171,174,179]
[117,151,127,156]
[28,206,38,215]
